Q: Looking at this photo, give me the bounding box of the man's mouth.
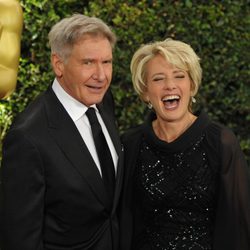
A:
[87,85,102,89]
[86,84,103,91]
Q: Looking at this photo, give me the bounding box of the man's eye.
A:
[103,60,112,64]
[83,60,92,65]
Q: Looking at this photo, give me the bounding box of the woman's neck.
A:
[152,113,197,143]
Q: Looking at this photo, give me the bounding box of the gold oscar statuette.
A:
[0,0,23,99]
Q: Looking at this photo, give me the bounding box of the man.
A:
[0,14,123,250]
[0,0,23,99]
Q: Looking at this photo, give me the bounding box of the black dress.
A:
[120,111,250,250]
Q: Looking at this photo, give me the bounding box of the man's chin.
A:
[80,94,106,107]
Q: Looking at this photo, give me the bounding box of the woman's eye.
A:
[175,75,185,78]
[153,77,164,82]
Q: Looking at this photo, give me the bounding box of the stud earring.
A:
[147,101,153,109]
[191,96,196,103]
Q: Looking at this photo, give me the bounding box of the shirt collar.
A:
[52,78,97,122]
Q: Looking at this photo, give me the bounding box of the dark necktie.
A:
[86,107,115,205]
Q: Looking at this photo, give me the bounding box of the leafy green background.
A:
[0,0,249,165]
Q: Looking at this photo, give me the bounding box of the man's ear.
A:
[51,53,64,77]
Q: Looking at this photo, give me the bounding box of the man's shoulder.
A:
[9,90,48,132]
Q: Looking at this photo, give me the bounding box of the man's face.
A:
[52,35,113,106]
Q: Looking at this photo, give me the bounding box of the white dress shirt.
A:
[52,79,118,176]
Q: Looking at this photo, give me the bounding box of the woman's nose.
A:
[164,78,176,90]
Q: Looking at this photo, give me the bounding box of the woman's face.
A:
[144,54,193,123]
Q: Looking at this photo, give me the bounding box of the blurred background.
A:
[0,0,249,164]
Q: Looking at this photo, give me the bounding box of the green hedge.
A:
[0,0,249,165]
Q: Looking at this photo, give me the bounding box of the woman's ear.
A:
[142,87,149,102]
[190,80,196,96]
[51,53,64,78]
[143,95,148,103]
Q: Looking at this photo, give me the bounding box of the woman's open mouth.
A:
[162,95,180,109]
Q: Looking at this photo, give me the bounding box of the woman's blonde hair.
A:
[130,38,202,103]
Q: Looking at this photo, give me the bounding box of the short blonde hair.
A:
[130,38,202,101]
[48,14,117,61]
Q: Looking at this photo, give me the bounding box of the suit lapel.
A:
[43,87,110,207]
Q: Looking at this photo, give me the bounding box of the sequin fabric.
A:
[133,134,219,250]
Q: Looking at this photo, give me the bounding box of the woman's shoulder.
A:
[206,118,238,145]
[121,111,156,142]
[121,123,145,143]
[203,116,244,166]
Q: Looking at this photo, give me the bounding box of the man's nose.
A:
[93,63,105,81]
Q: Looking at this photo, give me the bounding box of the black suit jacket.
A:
[0,86,124,250]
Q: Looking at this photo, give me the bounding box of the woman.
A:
[119,39,250,250]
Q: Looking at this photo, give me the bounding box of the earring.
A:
[191,96,196,103]
[147,101,153,109]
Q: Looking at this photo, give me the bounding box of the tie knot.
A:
[86,107,99,126]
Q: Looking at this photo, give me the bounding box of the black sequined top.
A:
[120,111,250,250]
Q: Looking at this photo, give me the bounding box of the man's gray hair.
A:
[48,14,117,61]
